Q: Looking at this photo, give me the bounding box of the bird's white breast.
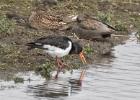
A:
[43,41,72,58]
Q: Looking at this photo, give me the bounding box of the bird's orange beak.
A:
[79,51,87,64]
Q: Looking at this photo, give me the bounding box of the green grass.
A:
[0,15,15,35]
[97,12,113,23]
[114,20,127,31]
[0,0,33,16]
[84,43,94,54]
[35,61,55,79]
[14,77,24,83]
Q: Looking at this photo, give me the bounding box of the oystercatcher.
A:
[26,35,87,80]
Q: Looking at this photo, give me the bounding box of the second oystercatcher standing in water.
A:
[26,35,87,81]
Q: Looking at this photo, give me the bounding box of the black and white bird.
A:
[26,35,87,79]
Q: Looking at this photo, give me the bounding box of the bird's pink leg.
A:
[54,57,66,79]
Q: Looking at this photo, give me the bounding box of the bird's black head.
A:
[69,42,87,64]
[69,42,82,54]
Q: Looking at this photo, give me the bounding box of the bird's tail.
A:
[26,42,43,50]
[26,42,36,50]
[104,23,117,31]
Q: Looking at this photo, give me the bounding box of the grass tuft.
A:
[35,61,55,79]
[97,12,113,23]
[114,20,127,31]
[0,15,15,35]
[84,43,94,54]
[14,77,24,83]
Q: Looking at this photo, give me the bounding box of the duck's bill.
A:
[79,51,87,64]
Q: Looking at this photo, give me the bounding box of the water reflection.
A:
[27,78,82,98]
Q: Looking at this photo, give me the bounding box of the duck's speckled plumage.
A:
[29,11,66,30]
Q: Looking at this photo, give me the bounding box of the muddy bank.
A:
[0,0,139,78]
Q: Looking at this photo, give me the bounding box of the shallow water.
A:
[0,34,140,100]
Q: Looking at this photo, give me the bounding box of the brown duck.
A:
[29,10,66,30]
[66,14,117,41]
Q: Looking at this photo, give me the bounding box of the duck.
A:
[66,14,117,41]
[28,10,66,30]
[26,35,87,80]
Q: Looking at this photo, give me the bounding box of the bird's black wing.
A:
[35,36,72,49]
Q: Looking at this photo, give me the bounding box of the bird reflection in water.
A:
[27,78,82,98]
